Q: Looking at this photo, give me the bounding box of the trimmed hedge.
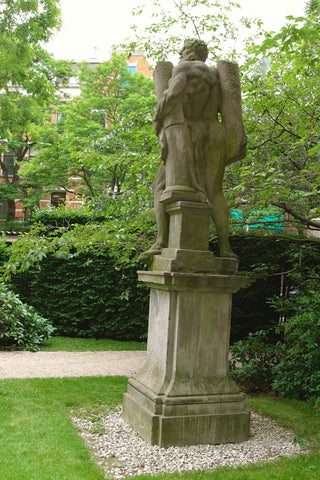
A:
[212,234,320,342]
[10,233,320,342]
[230,287,320,403]
[31,208,106,228]
[12,252,149,340]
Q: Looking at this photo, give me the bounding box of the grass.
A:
[0,377,127,480]
[0,376,319,480]
[40,336,147,351]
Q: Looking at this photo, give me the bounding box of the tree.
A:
[305,0,320,16]
[24,53,158,208]
[0,0,61,89]
[126,0,260,64]
[227,14,320,233]
[0,0,65,220]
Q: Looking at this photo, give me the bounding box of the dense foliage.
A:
[31,206,106,228]
[233,14,320,233]
[0,0,72,220]
[230,287,320,404]
[273,285,320,402]
[22,53,159,208]
[230,233,320,404]
[226,233,320,341]
[6,205,320,345]
[11,252,149,340]
[6,207,156,340]
[0,283,54,351]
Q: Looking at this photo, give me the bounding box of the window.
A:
[1,150,15,177]
[56,112,65,123]
[126,65,136,74]
[51,191,66,208]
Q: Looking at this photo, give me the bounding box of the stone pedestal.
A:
[122,200,250,447]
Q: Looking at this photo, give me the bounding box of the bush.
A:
[230,287,320,403]
[211,235,295,342]
[230,329,282,393]
[5,209,156,341]
[220,234,320,342]
[11,252,149,340]
[6,222,320,344]
[31,206,106,228]
[0,240,10,263]
[272,289,320,402]
[0,283,54,351]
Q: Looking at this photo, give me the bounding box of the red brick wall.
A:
[127,54,153,77]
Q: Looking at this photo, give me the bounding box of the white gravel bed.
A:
[71,406,304,479]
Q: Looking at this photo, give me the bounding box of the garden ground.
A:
[0,337,319,480]
[0,350,146,379]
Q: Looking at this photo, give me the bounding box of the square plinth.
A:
[123,386,250,447]
[122,270,250,447]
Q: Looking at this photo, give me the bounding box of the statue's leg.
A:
[205,148,237,260]
[138,164,169,264]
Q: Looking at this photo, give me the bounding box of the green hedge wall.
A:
[211,234,320,342]
[31,209,106,227]
[12,252,149,340]
[10,233,320,342]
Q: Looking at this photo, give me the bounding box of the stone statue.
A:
[140,38,246,263]
[124,42,250,447]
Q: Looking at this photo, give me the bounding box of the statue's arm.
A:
[153,72,187,135]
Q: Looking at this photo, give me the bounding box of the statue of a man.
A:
[140,39,246,263]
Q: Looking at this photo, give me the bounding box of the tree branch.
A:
[173,1,201,40]
[80,167,95,198]
[265,107,302,140]
[272,201,320,229]
[250,128,285,149]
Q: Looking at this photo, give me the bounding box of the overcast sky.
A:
[46,0,306,62]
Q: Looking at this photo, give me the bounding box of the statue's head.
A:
[179,39,208,62]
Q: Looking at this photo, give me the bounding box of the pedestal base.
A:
[123,381,250,447]
[122,270,250,447]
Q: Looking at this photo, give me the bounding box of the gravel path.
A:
[0,351,146,379]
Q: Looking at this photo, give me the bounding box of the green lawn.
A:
[40,336,147,351]
[0,377,319,480]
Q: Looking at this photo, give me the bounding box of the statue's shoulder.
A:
[172,60,210,76]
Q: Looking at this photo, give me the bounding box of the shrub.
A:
[230,286,320,403]
[0,240,10,263]
[6,221,320,344]
[271,289,320,402]
[224,234,320,342]
[230,329,282,393]
[0,283,54,351]
[31,206,106,228]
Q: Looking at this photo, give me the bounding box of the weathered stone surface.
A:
[123,39,249,447]
[139,38,247,262]
[123,390,250,448]
[122,271,250,447]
